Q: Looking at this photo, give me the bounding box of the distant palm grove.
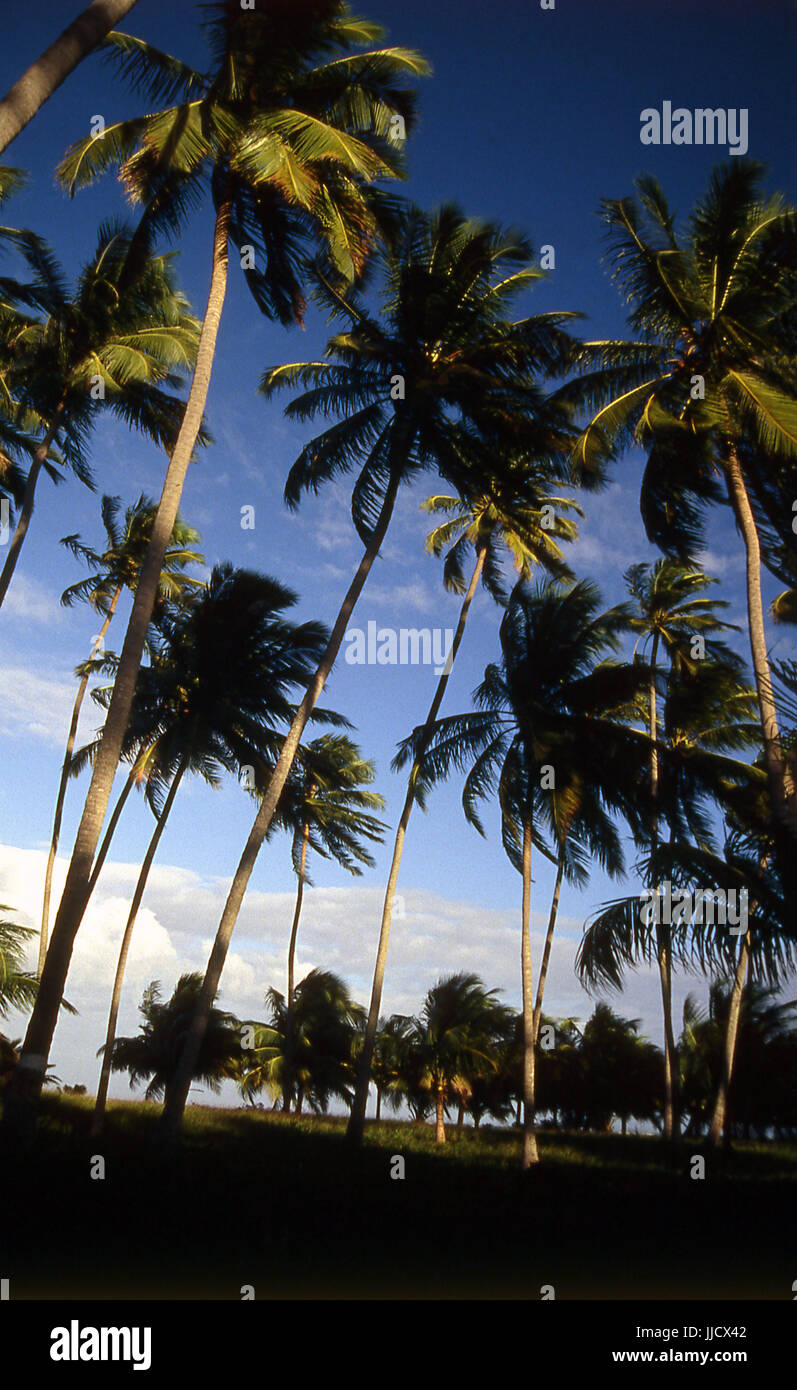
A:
[0,0,795,1206]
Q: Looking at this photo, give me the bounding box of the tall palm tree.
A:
[567,161,797,896]
[164,202,585,1146]
[577,651,764,1140]
[0,0,141,154]
[404,973,512,1144]
[88,563,332,1135]
[623,556,745,1140]
[0,222,201,610]
[276,733,385,1111]
[1,4,428,1151]
[398,580,648,1167]
[347,464,582,1142]
[38,494,204,975]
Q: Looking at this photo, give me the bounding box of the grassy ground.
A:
[2,1093,795,1299]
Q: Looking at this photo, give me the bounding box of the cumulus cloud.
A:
[0,841,707,1104]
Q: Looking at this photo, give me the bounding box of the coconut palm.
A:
[0,0,142,154]
[38,495,204,976]
[404,973,512,1144]
[275,734,385,1112]
[2,4,428,1150]
[240,969,364,1115]
[566,161,797,896]
[370,1013,414,1121]
[0,221,201,610]
[87,564,332,1135]
[398,580,648,1166]
[623,556,747,1140]
[107,974,242,1108]
[347,463,581,1142]
[163,202,585,1147]
[578,575,762,1142]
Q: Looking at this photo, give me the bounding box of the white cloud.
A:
[2,574,59,625]
[0,666,77,747]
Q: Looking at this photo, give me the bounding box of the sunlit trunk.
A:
[2,198,231,1154]
[709,930,751,1148]
[0,0,141,154]
[435,1089,446,1144]
[39,588,121,975]
[283,822,309,1115]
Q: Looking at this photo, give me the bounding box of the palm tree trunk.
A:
[375,1088,382,1122]
[159,435,411,1151]
[521,816,539,1169]
[708,929,750,1148]
[282,822,309,1114]
[91,757,187,1139]
[532,845,565,1046]
[0,0,140,154]
[724,443,796,847]
[348,545,487,1145]
[0,407,65,610]
[1,198,232,1153]
[39,588,122,975]
[435,1088,446,1144]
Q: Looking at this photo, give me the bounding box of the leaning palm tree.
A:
[567,161,797,895]
[163,202,585,1146]
[0,0,141,154]
[88,564,332,1135]
[38,495,204,975]
[397,580,649,1167]
[348,464,582,1142]
[0,221,201,609]
[1,4,428,1150]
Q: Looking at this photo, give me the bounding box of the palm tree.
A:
[624,556,746,1140]
[567,161,797,896]
[240,969,364,1115]
[2,3,428,1150]
[107,974,242,1109]
[276,733,385,1111]
[89,563,332,1135]
[347,463,581,1142]
[0,222,201,609]
[399,580,648,1167]
[164,202,585,1146]
[405,973,512,1144]
[38,494,204,975]
[0,0,142,154]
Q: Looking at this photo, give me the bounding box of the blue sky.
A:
[0,0,794,1102]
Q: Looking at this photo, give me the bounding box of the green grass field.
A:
[2,1093,795,1300]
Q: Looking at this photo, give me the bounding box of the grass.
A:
[2,1092,796,1299]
